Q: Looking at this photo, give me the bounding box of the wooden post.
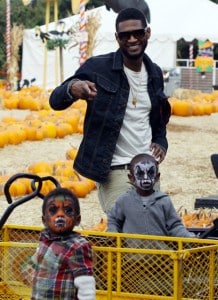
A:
[43,0,60,89]
[54,0,60,85]
[43,0,50,90]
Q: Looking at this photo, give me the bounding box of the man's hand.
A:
[150,143,166,163]
[70,80,97,101]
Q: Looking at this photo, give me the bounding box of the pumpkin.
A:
[65,147,78,160]
[0,129,9,148]
[42,121,57,139]
[9,179,28,197]
[35,126,45,140]
[34,172,57,195]
[191,102,205,116]
[3,95,19,109]
[7,125,26,145]
[88,218,107,231]
[64,109,80,132]
[179,207,218,228]
[55,166,79,180]
[28,161,53,175]
[55,122,73,138]
[61,180,90,198]
[25,124,37,141]
[172,100,192,116]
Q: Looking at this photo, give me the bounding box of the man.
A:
[49,8,171,213]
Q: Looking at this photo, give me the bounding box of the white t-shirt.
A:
[111,64,152,166]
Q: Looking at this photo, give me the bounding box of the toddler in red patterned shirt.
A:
[24,187,96,300]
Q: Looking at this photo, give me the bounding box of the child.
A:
[29,187,96,300]
[107,153,195,238]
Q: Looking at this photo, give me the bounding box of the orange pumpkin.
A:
[55,166,79,180]
[65,147,78,160]
[25,124,37,141]
[35,126,45,140]
[173,100,192,116]
[9,180,27,197]
[0,129,9,148]
[42,121,57,139]
[88,218,107,231]
[61,180,90,198]
[191,102,204,116]
[55,122,73,138]
[3,96,19,109]
[28,161,53,175]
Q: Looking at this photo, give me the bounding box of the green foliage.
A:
[46,38,70,50]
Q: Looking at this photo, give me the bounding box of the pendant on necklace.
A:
[132,97,137,107]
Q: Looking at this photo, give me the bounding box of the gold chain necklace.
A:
[130,70,143,107]
[132,93,137,107]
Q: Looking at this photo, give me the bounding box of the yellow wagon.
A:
[1,173,218,300]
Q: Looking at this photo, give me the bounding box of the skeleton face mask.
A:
[133,159,158,191]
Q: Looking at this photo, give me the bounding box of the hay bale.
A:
[86,10,101,58]
[172,88,201,99]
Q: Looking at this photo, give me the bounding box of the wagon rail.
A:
[1,173,218,299]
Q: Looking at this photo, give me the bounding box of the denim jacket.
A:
[49,49,171,183]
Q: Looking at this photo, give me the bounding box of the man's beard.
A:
[121,43,147,60]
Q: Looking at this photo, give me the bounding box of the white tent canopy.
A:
[21,0,218,88]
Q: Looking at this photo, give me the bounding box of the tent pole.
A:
[43,0,50,90]
[54,0,60,85]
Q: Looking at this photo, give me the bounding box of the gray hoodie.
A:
[107,189,195,238]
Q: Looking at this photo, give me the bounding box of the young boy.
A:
[107,153,195,238]
[29,187,96,300]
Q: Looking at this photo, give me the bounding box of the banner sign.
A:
[194,40,214,72]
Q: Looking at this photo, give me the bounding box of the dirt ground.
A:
[0,110,218,229]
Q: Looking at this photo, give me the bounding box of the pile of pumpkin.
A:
[0,148,96,199]
[0,102,86,148]
[169,90,218,116]
[178,207,218,228]
[0,87,95,199]
[0,86,52,111]
[1,85,218,119]
[0,86,87,148]
[84,207,218,232]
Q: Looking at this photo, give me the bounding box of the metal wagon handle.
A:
[0,173,43,229]
[4,173,43,204]
[31,175,61,199]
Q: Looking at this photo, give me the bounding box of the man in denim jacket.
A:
[49,8,171,213]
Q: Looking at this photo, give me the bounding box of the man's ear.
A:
[146,27,151,39]
[156,172,160,182]
[115,32,119,42]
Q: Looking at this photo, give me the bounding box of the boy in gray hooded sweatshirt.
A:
[107,153,195,238]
